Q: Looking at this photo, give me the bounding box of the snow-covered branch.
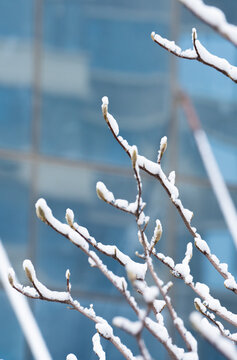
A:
[92,333,106,360]
[9,261,135,360]
[151,29,237,83]
[190,312,237,360]
[129,151,198,358]
[28,196,194,359]
[8,3,237,358]
[101,97,237,295]
[177,0,237,46]
[154,246,237,335]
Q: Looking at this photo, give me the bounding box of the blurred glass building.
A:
[0,0,236,359]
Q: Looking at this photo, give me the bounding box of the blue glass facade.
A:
[0,1,236,359]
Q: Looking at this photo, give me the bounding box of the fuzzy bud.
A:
[150,219,162,251]
[131,146,138,169]
[8,268,15,287]
[101,96,109,119]
[65,269,70,280]
[125,263,137,282]
[96,181,114,203]
[66,209,74,228]
[23,260,35,284]
[157,136,167,164]
[36,205,46,222]
[96,187,106,201]
[192,28,197,42]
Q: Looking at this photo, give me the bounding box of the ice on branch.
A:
[157,136,167,164]
[66,354,78,360]
[92,333,106,360]
[96,182,115,203]
[101,96,119,136]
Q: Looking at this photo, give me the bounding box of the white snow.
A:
[219,263,228,273]
[101,96,108,106]
[125,260,147,281]
[114,199,129,208]
[157,252,175,269]
[113,317,142,336]
[174,263,192,284]
[194,235,210,254]
[145,318,169,342]
[96,321,135,359]
[96,322,113,339]
[153,299,166,313]
[168,171,176,185]
[183,243,193,264]
[92,333,106,360]
[224,278,237,291]
[151,32,196,59]
[66,355,78,360]
[143,286,159,303]
[195,282,210,298]
[182,208,193,224]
